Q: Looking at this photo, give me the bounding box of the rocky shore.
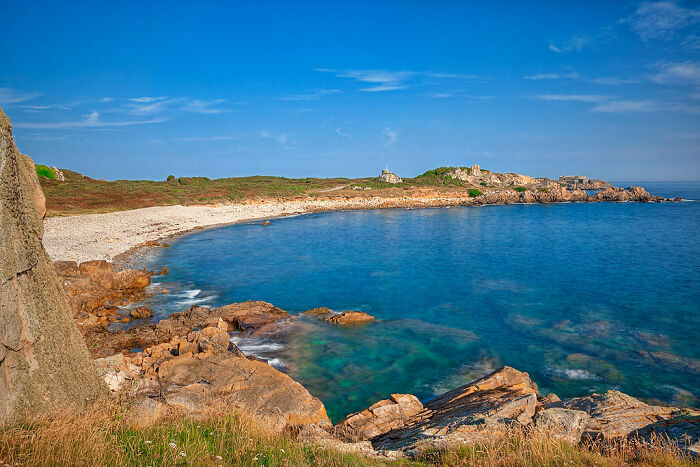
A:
[82,298,699,458]
[43,182,679,263]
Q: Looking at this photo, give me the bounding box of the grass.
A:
[1,408,696,466]
[469,188,482,197]
[513,186,527,192]
[35,164,55,179]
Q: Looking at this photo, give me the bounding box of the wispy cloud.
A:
[15,104,72,112]
[259,130,290,145]
[335,127,349,137]
[14,109,167,129]
[0,88,42,105]
[98,97,113,103]
[280,89,340,101]
[523,72,580,80]
[428,90,492,99]
[177,135,237,142]
[317,68,482,92]
[621,1,700,40]
[181,99,228,114]
[548,35,590,53]
[650,61,700,84]
[128,96,168,103]
[383,127,399,146]
[536,94,609,103]
[590,98,700,113]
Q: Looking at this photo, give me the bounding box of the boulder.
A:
[130,307,153,319]
[372,366,539,451]
[128,325,330,432]
[563,390,698,439]
[325,311,375,325]
[628,415,700,456]
[0,106,107,423]
[302,307,334,317]
[335,394,423,441]
[534,408,590,444]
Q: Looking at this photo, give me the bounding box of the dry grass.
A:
[1,408,697,466]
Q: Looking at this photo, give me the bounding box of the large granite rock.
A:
[335,394,423,441]
[372,366,539,451]
[325,310,375,325]
[0,106,107,423]
[124,322,330,432]
[563,390,699,440]
[534,407,590,444]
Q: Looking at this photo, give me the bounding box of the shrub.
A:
[469,189,482,197]
[537,187,549,193]
[35,164,56,179]
[513,186,527,192]
[166,175,176,181]
[480,182,487,186]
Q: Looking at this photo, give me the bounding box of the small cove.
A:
[128,182,700,422]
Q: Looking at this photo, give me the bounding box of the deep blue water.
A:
[132,182,700,421]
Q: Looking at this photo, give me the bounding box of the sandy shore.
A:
[43,196,474,263]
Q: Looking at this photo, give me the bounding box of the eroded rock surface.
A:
[563,390,699,439]
[372,367,539,451]
[628,415,700,456]
[335,394,423,442]
[534,407,590,444]
[0,106,107,423]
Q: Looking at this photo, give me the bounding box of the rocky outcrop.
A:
[559,175,612,191]
[379,169,402,184]
[335,394,423,442]
[533,407,590,444]
[372,367,539,451]
[325,311,375,325]
[0,106,107,424]
[450,165,536,187]
[54,259,151,331]
[563,390,698,440]
[590,186,663,202]
[102,320,330,432]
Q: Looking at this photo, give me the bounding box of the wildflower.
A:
[209,432,215,436]
[179,452,186,457]
[169,442,177,448]
[280,448,285,453]
[144,440,152,444]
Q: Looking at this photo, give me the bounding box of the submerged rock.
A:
[0,106,107,423]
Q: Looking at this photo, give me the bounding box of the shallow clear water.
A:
[134,182,700,421]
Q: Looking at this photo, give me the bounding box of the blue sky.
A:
[2,1,699,181]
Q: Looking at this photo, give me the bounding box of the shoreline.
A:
[42,190,670,263]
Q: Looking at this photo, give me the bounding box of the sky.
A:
[1,1,699,181]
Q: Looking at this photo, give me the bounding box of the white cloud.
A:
[15,104,72,112]
[99,97,113,103]
[316,68,482,92]
[523,72,580,80]
[548,42,563,53]
[335,127,349,137]
[181,99,228,114]
[536,94,609,103]
[428,91,492,99]
[589,99,700,113]
[0,88,41,105]
[586,76,639,85]
[280,89,340,101]
[650,61,700,84]
[14,111,167,129]
[128,96,168,103]
[621,1,700,40]
[259,130,290,145]
[178,135,237,142]
[548,35,591,53]
[382,127,399,146]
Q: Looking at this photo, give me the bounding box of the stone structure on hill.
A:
[0,106,107,424]
[379,169,402,184]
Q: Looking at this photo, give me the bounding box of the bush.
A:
[537,187,549,193]
[469,189,482,197]
[35,164,56,179]
[166,175,176,181]
[480,182,487,186]
[513,186,527,192]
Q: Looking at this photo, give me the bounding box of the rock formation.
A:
[449,165,536,187]
[379,169,402,184]
[0,106,107,424]
[325,310,375,325]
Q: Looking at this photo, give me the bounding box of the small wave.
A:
[230,335,286,369]
[266,358,285,369]
[546,366,599,380]
[180,289,202,299]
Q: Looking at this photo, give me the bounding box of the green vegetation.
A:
[1,409,694,466]
[513,186,527,192]
[480,182,487,186]
[469,189,482,197]
[35,164,55,179]
[537,187,549,193]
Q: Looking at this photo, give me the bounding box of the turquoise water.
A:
[135,182,700,422]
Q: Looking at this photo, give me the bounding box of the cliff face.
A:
[0,106,107,424]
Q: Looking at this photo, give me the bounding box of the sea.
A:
[127,182,700,422]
